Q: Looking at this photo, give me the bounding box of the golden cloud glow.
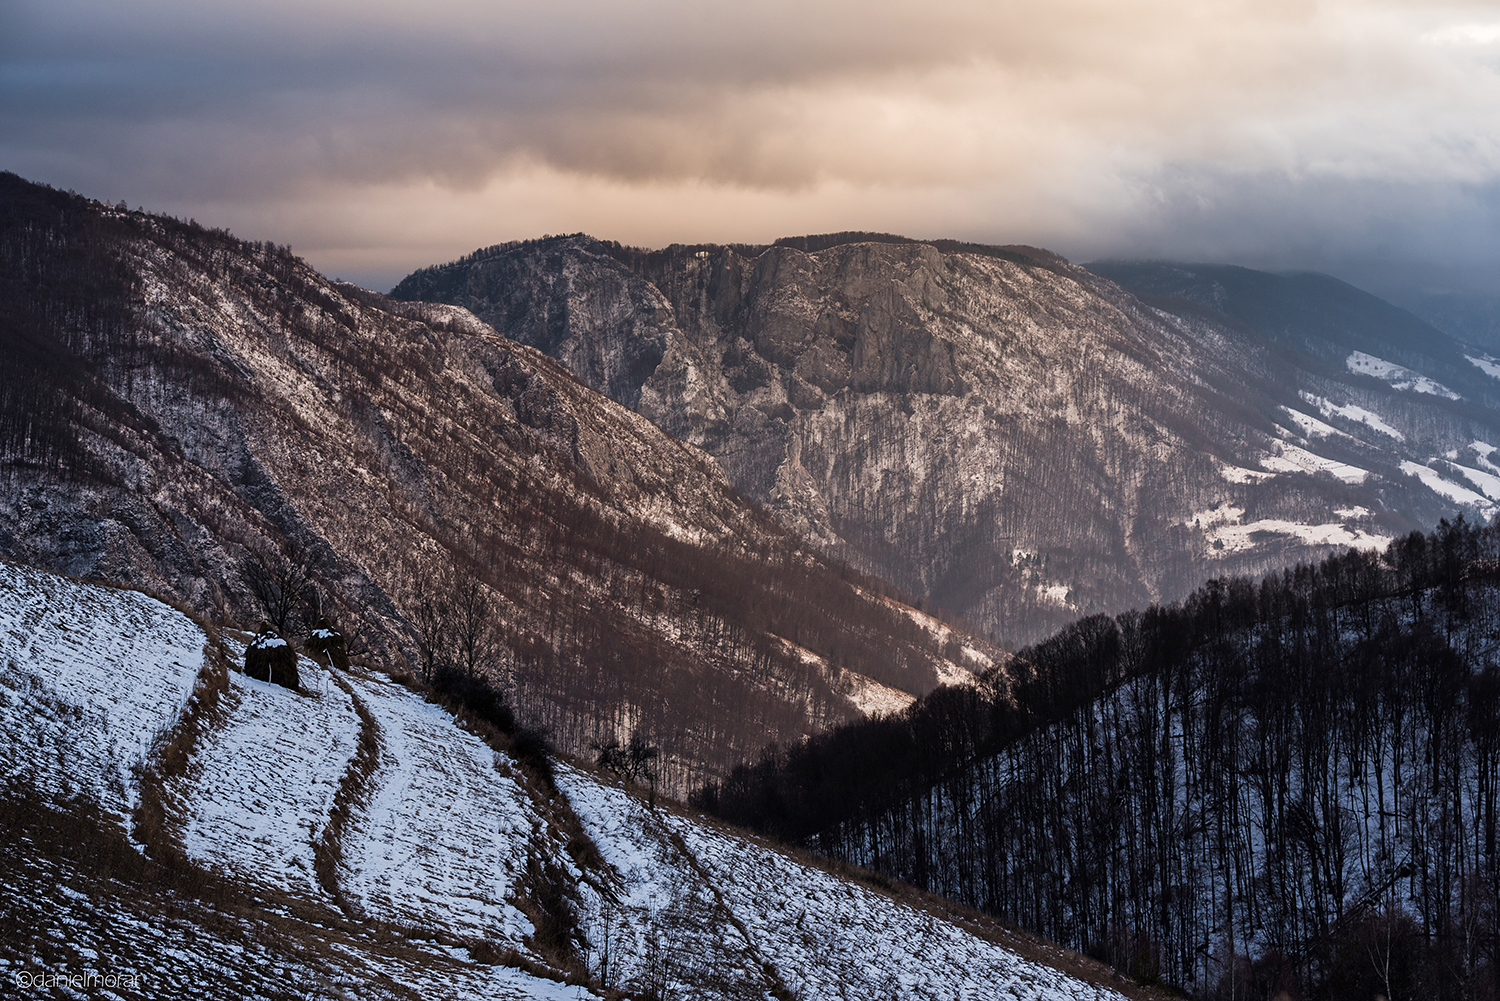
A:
[4,0,1499,288]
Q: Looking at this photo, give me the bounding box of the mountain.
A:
[1400,290,1500,354]
[0,558,1160,1000]
[0,173,996,793]
[699,519,1500,1000]
[394,234,1500,646]
[1084,260,1500,399]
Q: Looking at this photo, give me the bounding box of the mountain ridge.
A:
[0,172,995,793]
[395,232,1500,644]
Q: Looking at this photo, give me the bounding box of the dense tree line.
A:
[0,174,145,474]
[699,518,1500,999]
[0,172,292,481]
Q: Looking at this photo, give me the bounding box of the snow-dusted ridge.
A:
[403,233,1500,654]
[0,559,1136,1001]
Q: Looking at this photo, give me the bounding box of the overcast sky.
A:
[4,0,1500,296]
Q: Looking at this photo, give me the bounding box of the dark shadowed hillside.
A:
[1087,261,1500,402]
[700,518,1500,1000]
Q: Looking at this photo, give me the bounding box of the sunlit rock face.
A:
[399,234,1500,643]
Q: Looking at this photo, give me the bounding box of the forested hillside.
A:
[0,172,995,793]
[396,233,1500,646]
[699,518,1500,1000]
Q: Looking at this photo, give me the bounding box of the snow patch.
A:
[879,595,988,681]
[1279,407,1351,441]
[0,564,1139,1000]
[1189,505,1246,529]
[1219,463,1275,484]
[1259,442,1369,483]
[774,635,917,717]
[1038,583,1073,606]
[1195,506,1389,555]
[1401,460,1500,517]
[845,673,918,717]
[1299,392,1404,441]
[1347,351,1460,399]
[1446,460,1500,501]
[1470,441,1500,475]
[1210,520,1391,555]
[1468,354,1500,380]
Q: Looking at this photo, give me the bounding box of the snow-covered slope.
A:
[172,654,358,900]
[0,559,1144,1000]
[338,671,537,942]
[0,560,203,816]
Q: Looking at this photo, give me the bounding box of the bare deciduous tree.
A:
[594,726,661,804]
[407,553,503,685]
[241,539,314,637]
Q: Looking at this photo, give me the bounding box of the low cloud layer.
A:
[4,0,1499,293]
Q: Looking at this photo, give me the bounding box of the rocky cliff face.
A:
[0,176,995,792]
[397,234,1500,644]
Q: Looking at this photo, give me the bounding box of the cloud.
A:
[4,0,1500,291]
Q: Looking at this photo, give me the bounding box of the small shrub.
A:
[508,726,556,794]
[432,664,515,733]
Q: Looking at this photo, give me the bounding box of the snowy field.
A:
[664,810,1129,1001]
[0,815,594,1001]
[0,560,203,815]
[560,762,1131,1001]
[556,764,770,999]
[173,656,360,899]
[1,558,1138,1000]
[338,671,536,944]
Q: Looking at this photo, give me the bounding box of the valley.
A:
[4,171,1499,999]
[0,175,994,795]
